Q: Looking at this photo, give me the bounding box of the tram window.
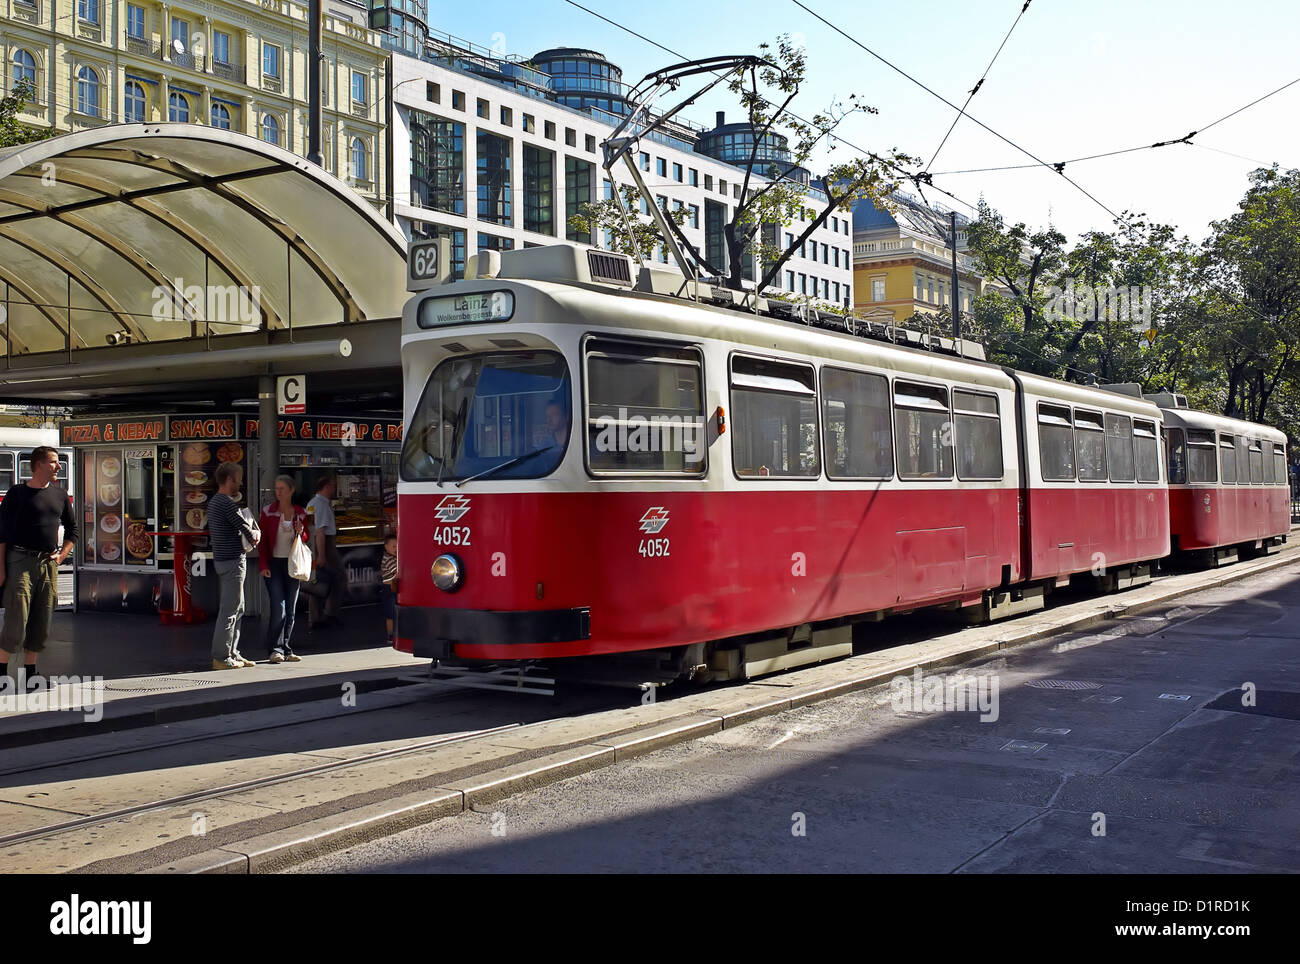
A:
[1186,430,1217,483]
[730,356,819,478]
[953,390,1002,481]
[1075,410,1107,481]
[821,367,892,479]
[401,350,571,483]
[1104,414,1135,482]
[1134,419,1160,483]
[894,381,952,480]
[1165,428,1186,484]
[1219,434,1237,484]
[0,452,13,490]
[1275,444,1287,486]
[585,339,705,475]
[1247,440,1263,484]
[1037,404,1075,481]
[1235,435,1249,485]
[1263,443,1275,484]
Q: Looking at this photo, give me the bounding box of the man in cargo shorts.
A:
[0,446,78,686]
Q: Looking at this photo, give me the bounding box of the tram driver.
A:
[545,398,569,449]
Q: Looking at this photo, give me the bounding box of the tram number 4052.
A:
[638,538,670,558]
[434,526,471,547]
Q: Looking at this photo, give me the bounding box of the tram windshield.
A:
[402,351,571,482]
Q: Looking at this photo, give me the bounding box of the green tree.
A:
[1204,167,1300,422]
[568,184,690,260]
[0,81,50,149]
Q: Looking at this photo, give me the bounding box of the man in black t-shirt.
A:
[0,446,77,686]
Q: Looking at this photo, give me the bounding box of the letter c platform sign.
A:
[277,375,306,415]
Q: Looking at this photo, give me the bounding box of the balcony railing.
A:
[125,36,161,59]
[854,237,974,270]
[212,60,244,83]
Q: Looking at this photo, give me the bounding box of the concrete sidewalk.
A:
[0,604,425,747]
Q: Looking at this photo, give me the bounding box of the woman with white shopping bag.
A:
[258,475,312,664]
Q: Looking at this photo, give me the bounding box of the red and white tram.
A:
[1157,398,1289,564]
[392,244,1224,680]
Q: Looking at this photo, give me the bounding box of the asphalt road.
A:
[292,559,1300,874]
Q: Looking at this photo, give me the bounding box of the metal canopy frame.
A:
[0,125,407,370]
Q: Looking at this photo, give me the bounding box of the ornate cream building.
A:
[1,0,388,208]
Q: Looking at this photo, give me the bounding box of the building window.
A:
[124,80,146,123]
[351,137,369,182]
[75,66,101,116]
[213,31,231,66]
[500,106,512,126]
[261,113,280,145]
[786,270,794,290]
[688,168,698,187]
[565,157,594,244]
[126,4,145,39]
[705,199,726,273]
[477,130,512,225]
[672,162,683,182]
[262,43,280,79]
[477,232,514,253]
[564,127,576,147]
[687,204,699,229]
[476,97,489,119]
[639,151,649,172]
[12,49,37,90]
[656,157,666,177]
[523,144,554,235]
[544,120,556,140]
[585,134,597,153]
[77,0,100,25]
[210,102,232,129]
[872,278,885,302]
[411,111,465,215]
[167,91,190,122]
[427,82,439,103]
[522,113,535,133]
[719,179,727,196]
[451,90,465,111]
[353,71,369,107]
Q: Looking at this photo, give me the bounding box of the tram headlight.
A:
[431,553,464,592]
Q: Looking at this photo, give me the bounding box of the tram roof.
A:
[1158,404,1287,442]
[0,125,408,407]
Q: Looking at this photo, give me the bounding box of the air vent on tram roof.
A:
[490,338,527,348]
[587,250,635,287]
[442,342,469,353]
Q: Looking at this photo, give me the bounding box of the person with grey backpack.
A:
[207,461,259,670]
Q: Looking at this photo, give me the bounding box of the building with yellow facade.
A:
[1,0,388,209]
[851,191,988,327]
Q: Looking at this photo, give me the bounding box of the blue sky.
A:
[434,0,1300,243]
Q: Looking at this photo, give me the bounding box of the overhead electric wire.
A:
[790,0,1118,219]
[931,72,1300,177]
[925,0,1032,173]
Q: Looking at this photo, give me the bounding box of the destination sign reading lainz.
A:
[418,291,515,328]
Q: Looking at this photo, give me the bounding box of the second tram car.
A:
[1157,398,1289,563]
[393,244,1249,681]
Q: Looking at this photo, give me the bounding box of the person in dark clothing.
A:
[0,445,77,686]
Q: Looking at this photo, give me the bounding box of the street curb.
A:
[140,545,1300,874]
[0,670,413,749]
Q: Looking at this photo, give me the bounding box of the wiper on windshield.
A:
[454,445,556,487]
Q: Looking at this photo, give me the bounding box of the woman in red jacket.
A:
[259,475,311,663]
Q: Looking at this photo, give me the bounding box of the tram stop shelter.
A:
[0,124,409,616]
